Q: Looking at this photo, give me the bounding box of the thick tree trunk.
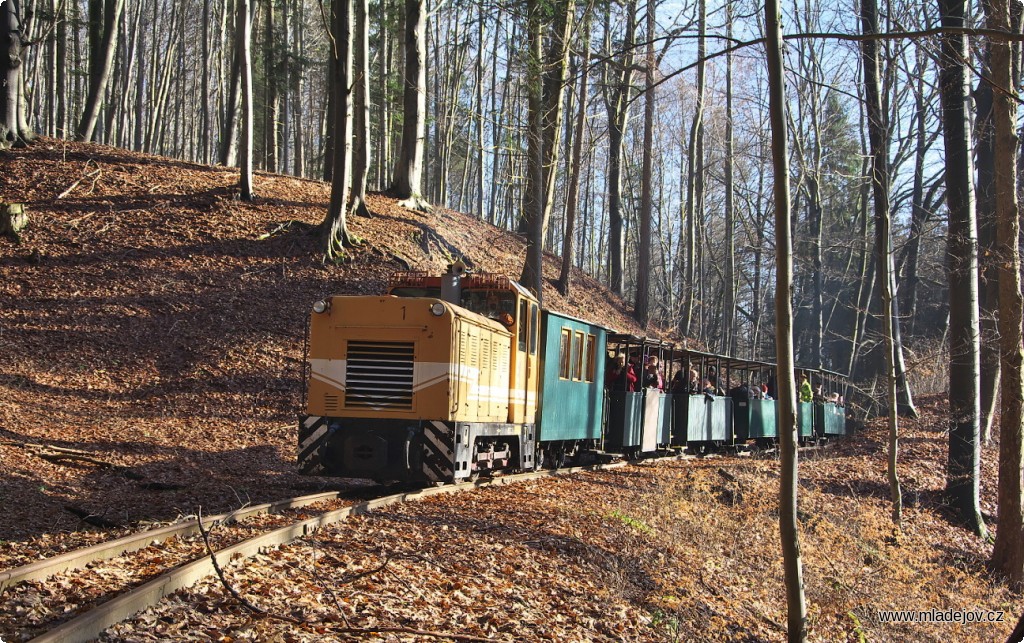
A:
[201,0,212,163]
[320,0,355,257]
[1007,612,1024,643]
[521,0,544,299]
[237,0,255,200]
[988,0,1024,587]
[682,0,705,337]
[389,0,428,210]
[220,0,242,166]
[77,0,125,142]
[722,5,736,355]
[602,0,635,297]
[557,26,590,297]
[0,0,31,149]
[263,0,279,172]
[350,0,370,216]
[861,0,901,526]
[765,0,807,637]
[975,28,1001,444]
[475,6,485,217]
[521,0,574,290]
[633,0,655,327]
[938,0,988,538]
[291,0,305,176]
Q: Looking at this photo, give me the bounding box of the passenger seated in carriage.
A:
[643,355,664,390]
[669,370,686,393]
[606,354,638,392]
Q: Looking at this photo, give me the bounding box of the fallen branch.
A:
[36,451,117,468]
[57,168,101,200]
[716,467,737,482]
[64,505,121,528]
[256,219,298,240]
[1,439,94,455]
[197,509,305,626]
[3,439,178,489]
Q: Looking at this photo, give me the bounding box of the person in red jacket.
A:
[606,354,637,392]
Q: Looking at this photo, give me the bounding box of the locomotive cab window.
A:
[518,298,529,352]
[461,289,515,322]
[530,304,539,355]
[559,329,572,379]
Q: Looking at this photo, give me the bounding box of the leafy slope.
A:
[0,139,641,546]
[0,140,1016,641]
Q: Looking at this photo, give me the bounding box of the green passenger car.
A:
[797,401,815,441]
[818,402,846,437]
[536,311,607,464]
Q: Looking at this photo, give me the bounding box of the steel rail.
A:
[27,462,628,643]
[0,490,354,592]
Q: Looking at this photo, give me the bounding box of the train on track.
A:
[298,263,848,484]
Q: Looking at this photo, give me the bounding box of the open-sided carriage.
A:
[604,334,674,458]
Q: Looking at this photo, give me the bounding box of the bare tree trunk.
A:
[682,0,705,337]
[238,0,255,200]
[520,0,574,289]
[988,0,1024,587]
[350,0,370,216]
[765,0,807,636]
[601,0,636,297]
[722,4,736,355]
[633,0,655,326]
[201,0,212,163]
[263,0,278,171]
[54,0,69,138]
[76,0,124,142]
[389,0,428,210]
[861,0,901,526]
[290,0,305,176]
[475,5,485,217]
[938,0,988,538]
[975,17,1001,443]
[319,0,355,257]
[220,0,241,165]
[115,5,140,149]
[522,0,544,300]
[557,23,590,297]
[0,0,33,149]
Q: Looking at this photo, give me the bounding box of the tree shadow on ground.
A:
[0,425,357,543]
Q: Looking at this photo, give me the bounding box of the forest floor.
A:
[0,140,1018,641]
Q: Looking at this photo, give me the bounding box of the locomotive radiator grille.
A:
[345,341,415,409]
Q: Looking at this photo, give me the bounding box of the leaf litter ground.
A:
[0,140,1017,641]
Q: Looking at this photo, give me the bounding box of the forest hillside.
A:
[0,142,1016,642]
[0,138,641,541]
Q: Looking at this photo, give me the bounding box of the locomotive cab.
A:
[298,263,542,484]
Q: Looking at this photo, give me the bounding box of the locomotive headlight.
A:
[430,302,446,316]
[312,299,330,314]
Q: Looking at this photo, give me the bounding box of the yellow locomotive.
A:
[299,263,542,483]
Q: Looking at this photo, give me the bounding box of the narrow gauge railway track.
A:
[3,461,631,643]
[1,489,377,642]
